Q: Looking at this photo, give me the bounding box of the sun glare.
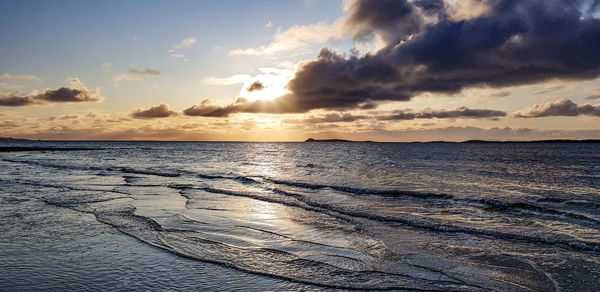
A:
[239,68,293,101]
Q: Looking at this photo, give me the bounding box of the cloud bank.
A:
[514,99,600,118]
[195,0,600,116]
[131,103,177,119]
[0,79,102,107]
[282,106,506,124]
[380,106,506,120]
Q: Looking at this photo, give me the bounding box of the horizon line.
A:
[2,137,600,143]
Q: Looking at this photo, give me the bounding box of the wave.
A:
[25,183,477,290]
[171,184,600,253]
[262,178,600,226]
[1,158,180,178]
[4,157,599,253]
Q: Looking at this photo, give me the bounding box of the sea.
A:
[1,141,599,291]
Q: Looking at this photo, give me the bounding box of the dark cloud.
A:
[533,85,566,95]
[344,0,429,45]
[287,0,600,110]
[0,121,19,128]
[306,113,367,123]
[285,113,368,124]
[0,87,102,107]
[0,96,31,106]
[246,81,264,92]
[183,97,299,117]
[128,68,160,75]
[585,95,600,100]
[380,106,506,120]
[282,106,505,124]
[131,103,177,119]
[514,99,600,118]
[187,0,600,116]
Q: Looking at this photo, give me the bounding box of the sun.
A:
[239,68,293,101]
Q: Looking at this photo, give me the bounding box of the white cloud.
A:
[229,19,345,56]
[0,73,42,82]
[168,52,186,59]
[168,36,196,59]
[264,21,273,28]
[113,74,142,82]
[203,74,251,85]
[175,37,197,49]
[67,77,87,89]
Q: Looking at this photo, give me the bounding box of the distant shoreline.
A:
[304,138,600,143]
[2,137,600,144]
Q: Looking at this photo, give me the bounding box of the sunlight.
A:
[239,68,293,101]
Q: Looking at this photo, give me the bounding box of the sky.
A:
[1,0,600,141]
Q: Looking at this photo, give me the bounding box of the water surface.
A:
[1,141,599,290]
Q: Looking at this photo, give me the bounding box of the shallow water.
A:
[1,141,599,290]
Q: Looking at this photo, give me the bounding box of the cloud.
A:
[281,105,506,124]
[59,114,79,120]
[284,113,369,124]
[183,98,249,117]
[246,81,264,92]
[533,85,566,95]
[229,20,344,56]
[514,99,600,118]
[167,37,196,60]
[0,121,19,128]
[0,73,42,82]
[203,74,251,86]
[342,0,435,46]
[264,21,273,28]
[131,103,177,119]
[183,96,310,117]
[113,74,142,82]
[584,87,600,100]
[485,90,511,99]
[445,0,493,21]
[380,106,507,120]
[207,0,600,116]
[0,86,102,107]
[586,95,600,100]
[113,67,160,83]
[6,123,600,142]
[167,50,186,59]
[128,68,160,75]
[175,37,196,49]
[66,77,87,89]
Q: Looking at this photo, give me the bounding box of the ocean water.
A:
[1,141,599,291]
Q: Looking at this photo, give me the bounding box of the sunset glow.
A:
[0,0,599,141]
